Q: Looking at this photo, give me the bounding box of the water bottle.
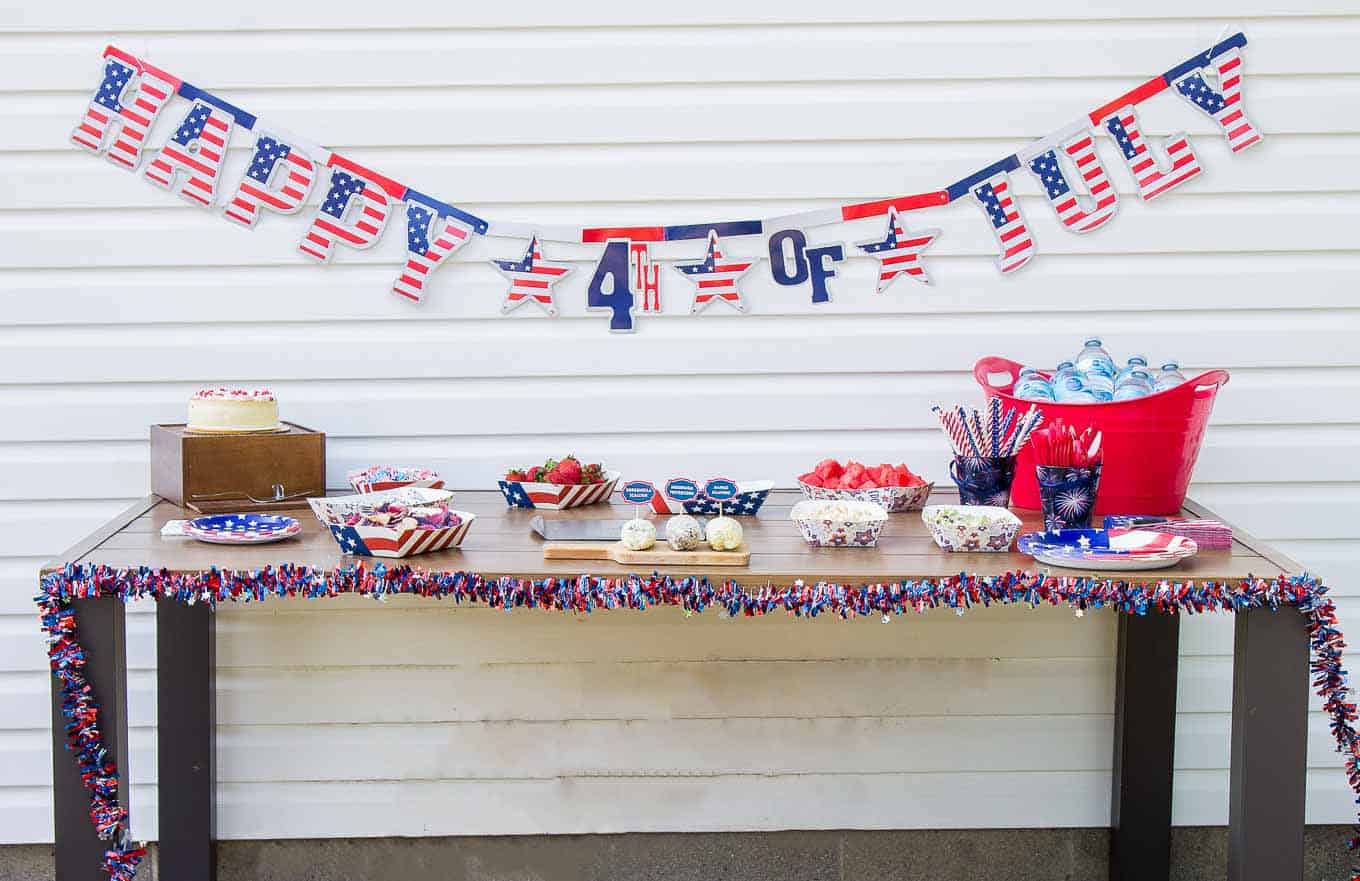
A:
[1015,371,1056,401]
[1074,338,1116,379]
[1154,361,1187,391]
[1053,374,1097,403]
[1052,361,1079,385]
[1112,369,1154,401]
[1114,355,1149,388]
[1081,370,1115,402]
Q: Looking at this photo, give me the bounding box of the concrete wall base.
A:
[5,826,1351,881]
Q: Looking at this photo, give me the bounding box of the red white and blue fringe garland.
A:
[37,563,1360,881]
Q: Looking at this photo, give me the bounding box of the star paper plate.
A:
[184,513,301,545]
[1018,527,1198,571]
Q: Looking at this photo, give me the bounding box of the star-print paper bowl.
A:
[184,513,301,545]
[498,471,620,510]
[347,465,445,494]
[308,487,475,558]
[797,479,933,513]
[790,499,890,548]
[921,505,1021,553]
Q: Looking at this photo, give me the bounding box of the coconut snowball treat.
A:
[619,517,657,551]
[664,514,704,551]
[186,387,281,433]
[705,515,743,551]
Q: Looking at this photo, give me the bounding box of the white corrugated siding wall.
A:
[1,3,1358,843]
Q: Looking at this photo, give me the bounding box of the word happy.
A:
[71,34,1261,333]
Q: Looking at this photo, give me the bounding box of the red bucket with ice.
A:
[974,356,1229,515]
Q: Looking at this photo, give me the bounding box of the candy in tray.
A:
[347,465,445,494]
[309,487,475,558]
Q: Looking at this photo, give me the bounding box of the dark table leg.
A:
[1228,607,1308,881]
[157,599,218,881]
[1110,612,1180,881]
[51,598,128,881]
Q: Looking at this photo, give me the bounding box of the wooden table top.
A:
[43,489,1303,585]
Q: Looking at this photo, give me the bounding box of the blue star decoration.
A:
[854,207,941,292]
[491,235,574,316]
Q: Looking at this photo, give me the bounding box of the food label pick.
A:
[665,478,699,502]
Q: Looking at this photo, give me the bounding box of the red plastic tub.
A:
[974,356,1230,515]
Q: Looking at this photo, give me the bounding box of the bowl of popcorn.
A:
[308,487,475,558]
[346,465,445,494]
[921,504,1021,553]
[790,499,890,548]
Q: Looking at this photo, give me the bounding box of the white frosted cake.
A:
[186,388,281,433]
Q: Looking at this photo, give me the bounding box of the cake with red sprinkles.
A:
[186,387,280,433]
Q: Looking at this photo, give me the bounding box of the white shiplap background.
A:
[1,2,1358,845]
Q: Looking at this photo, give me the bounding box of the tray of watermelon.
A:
[798,458,933,513]
[499,456,620,510]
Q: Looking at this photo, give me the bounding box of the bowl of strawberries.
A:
[797,458,933,513]
[499,456,619,510]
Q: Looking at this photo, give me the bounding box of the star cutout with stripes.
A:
[672,229,755,314]
[854,207,941,293]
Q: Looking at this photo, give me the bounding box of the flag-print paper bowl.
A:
[797,479,933,514]
[921,505,1022,553]
[308,487,475,558]
[498,471,620,510]
[346,465,445,494]
[790,499,890,548]
[647,479,775,516]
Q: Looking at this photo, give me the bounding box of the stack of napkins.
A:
[1103,515,1233,550]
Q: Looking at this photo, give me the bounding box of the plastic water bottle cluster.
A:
[1014,339,1187,404]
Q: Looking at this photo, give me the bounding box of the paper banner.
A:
[142,100,238,206]
[392,195,476,303]
[297,159,395,263]
[1101,106,1202,202]
[1023,130,1119,233]
[949,160,1036,274]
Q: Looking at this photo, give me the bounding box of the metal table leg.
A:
[157,599,217,881]
[1228,607,1309,881]
[51,598,128,881]
[1110,612,1180,881]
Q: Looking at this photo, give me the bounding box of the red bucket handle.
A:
[973,356,1026,395]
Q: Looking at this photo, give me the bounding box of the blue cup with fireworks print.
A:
[949,455,1018,507]
[1036,464,1103,531]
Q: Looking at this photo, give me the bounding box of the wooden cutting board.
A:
[542,541,751,566]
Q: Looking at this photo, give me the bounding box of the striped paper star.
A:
[492,235,573,317]
[672,229,755,314]
[854,207,940,292]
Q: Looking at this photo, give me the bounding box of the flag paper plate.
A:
[1018,527,1198,571]
[184,513,301,545]
[498,471,620,510]
[646,479,774,516]
[308,487,476,558]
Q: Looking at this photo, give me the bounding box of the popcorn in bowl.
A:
[921,504,1021,552]
[790,499,890,548]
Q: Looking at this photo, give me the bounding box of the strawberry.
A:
[554,457,583,485]
[505,469,527,482]
[527,466,547,482]
[580,462,605,485]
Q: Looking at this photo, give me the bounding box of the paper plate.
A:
[184,513,301,545]
[1018,528,1198,571]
